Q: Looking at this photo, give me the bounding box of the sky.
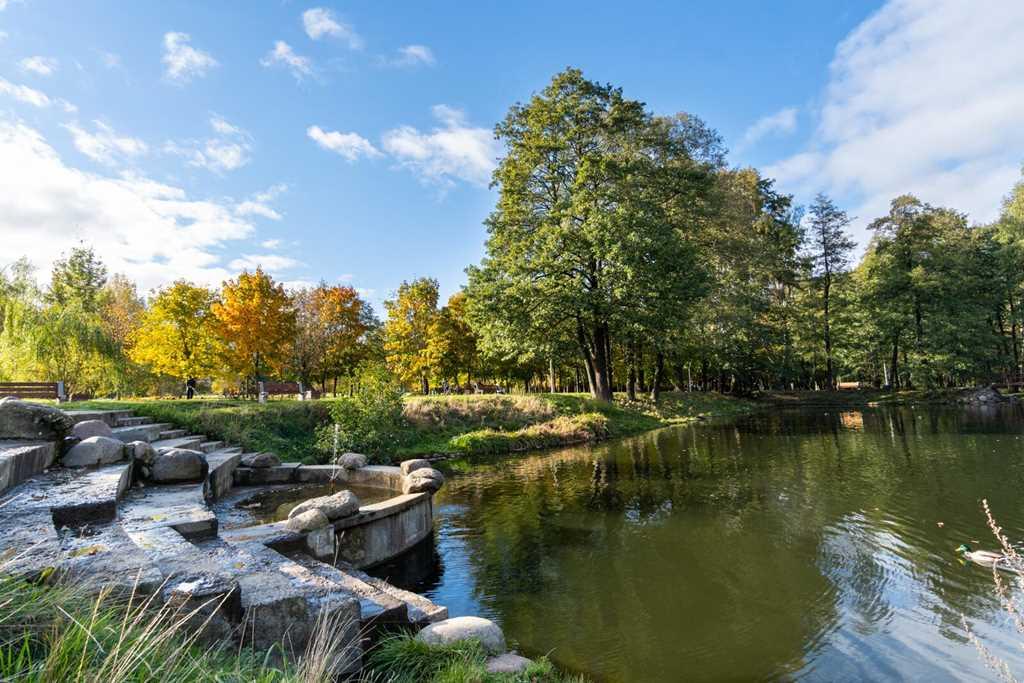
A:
[1,0,1023,314]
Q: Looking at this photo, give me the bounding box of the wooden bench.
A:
[0,381,65,400]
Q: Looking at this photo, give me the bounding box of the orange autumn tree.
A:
[212,268,296,393]
[290,283,374,394]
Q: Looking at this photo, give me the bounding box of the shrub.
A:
[315,368,408,462]
[448,413,609,455]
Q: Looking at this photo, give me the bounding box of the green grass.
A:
[60,391,755,464]
[364,632,587,683]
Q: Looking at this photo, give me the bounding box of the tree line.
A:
[2,68,1023,402]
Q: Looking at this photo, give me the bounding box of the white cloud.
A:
[738,107,797,150]
[98,51,121,69]
[0,77,52,107]
[63,120,147,166]
[382,44,436,68]
[0,118,255,291]
[165,116,251,174]
[260,40,314,81]
[0,31,8,42]
[260,238,283,249]
[18,56,58,77]
[307,125,381,161]
[228,253,302,272]
[237,184,288,221]
[381,105,498,186]
[162,32,218,84]
[765,0,1024,237]
[302,8,363,48]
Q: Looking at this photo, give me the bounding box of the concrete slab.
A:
[49,462,133,528]
[112,423,169,443]
[204,450,242,502]
[234,462,301,485]
[119,484,218,540]
[0,440,56,492]
[151,435,204,451]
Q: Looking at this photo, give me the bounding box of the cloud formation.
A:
[260,40,314,81]
[228,253,302,272]
[382,44,436,68]
[162,32,218,84]
[165,116,252,174]
[739,107,797,150]
[63,120,148,166]
[307,125,381,161]
[236,185,288,221]
[764,0,1024,235]
[302,8,362,48]
[18,56,58,76]
[0,77,75,111]
[381,105,498,186]
[0,118,254,291]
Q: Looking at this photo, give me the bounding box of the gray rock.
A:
[150,448,208,483]
[337,452,368,470]
[0,398,73,442]
[286,508,330,532]
[400,458,431,475]
[486,653,534,674]
[127,440,156,466]
[289,489,360,521]
[402,467,445,494]
[240,452,280,468]
[416,616,506,655]
[72,419,113,440]
[62,436,126,467]
[162,573,241,645]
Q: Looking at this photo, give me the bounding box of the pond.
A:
[378,405,1024,681]
[216,482,395,529]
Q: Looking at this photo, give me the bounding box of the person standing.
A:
[186,377,197,399]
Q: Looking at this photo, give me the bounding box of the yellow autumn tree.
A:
[384,277,438,393]
[129,280,219,381]
[426,291,478,386]
[212,268,296,392]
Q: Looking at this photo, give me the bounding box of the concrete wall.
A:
[333,492,433,569]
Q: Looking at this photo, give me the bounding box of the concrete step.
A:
[63,409,135,427]
[338,562,448,625]
[291,554,408,628]
[112,423,170,443]
[151,435,204,451]
[0,440,57,493]
[116,415,153,427]
[48,462,134,529]
[198,440,223,454]
[119,483,217,541]
[158,429,188,440]
[204,450,242,501]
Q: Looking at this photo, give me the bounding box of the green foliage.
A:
[315,366,409,462]
[448,413,609,455]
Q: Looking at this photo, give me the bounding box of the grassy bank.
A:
[0,576,582,682]
[60,391,754,464]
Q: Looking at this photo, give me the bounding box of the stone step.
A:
[112,423,170,443]
[119,483,217,541]
[338,562,448,625]
[158,428,188,440]
[198,440,223,454]
[49,462,134,529]
[204,450,242,501]
[0,440,57,493]
[63,409,135,427]
[151,435,205,451]
[116,415,153,427]
[291,554,408,627]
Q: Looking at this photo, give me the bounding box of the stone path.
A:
[0,406,448,674]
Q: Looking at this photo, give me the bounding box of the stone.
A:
[162,573,242,645]
[62,436,126,468]
[486,653,534,674]
[0,398,73,441]
[416,616,506,655]
[150,448,208,483]
[240,452,280,468]
[402,467,445,494]
[286,508,330,533]
[958,385,1009,404]
[400,458,431,475]
[304,524,336,560]
[128,440,156,465]
[71,419,113,440]
[337,452,368,470]
[289,489,360,521]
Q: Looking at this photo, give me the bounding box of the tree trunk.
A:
[890,334,900,389]
[420,374,429,395]
[823,278,834,390]
[626,342,637,400]
[650,351,664,403]
[576,317,613,401]
[548,356,557,394]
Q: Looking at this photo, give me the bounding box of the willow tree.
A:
[466,68,708,402]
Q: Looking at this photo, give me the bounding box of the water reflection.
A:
[413,404,1024,681]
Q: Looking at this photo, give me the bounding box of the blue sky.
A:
[2,0,1023,314]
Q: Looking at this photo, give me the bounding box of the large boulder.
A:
[72,419,113,440]
[150,448,208,483]
[289,490,360,521]
[337,452,367,470]
[958,385,1009,404]
[400,458,431,476]
[286,508,330,533]
[62,436,126,467]
[241,452,280,468]
[0,397,73,441]
[416,616,506,655]
[403,467,445,494]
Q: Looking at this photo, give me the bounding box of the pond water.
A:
[383,405,1024,681]
[217,482,394,529]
